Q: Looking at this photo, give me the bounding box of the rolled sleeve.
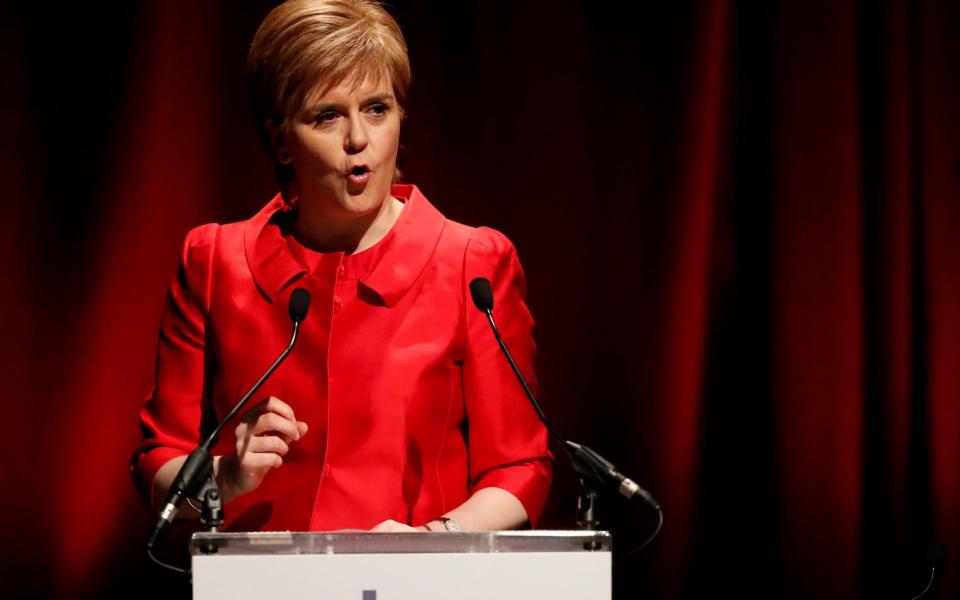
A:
[130,224,218,503]
[462,228,552,526]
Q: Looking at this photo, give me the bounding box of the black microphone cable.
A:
[146,288,311,574]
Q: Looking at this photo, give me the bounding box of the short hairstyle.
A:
[246,0,412,193]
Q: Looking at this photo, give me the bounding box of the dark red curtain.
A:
[2,1,958,598]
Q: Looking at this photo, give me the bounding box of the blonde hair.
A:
[246,0,412,193]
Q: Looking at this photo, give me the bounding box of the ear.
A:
[266,118,292,165]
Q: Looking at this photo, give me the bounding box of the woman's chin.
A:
[341,184,391,213]
[298,182,391,218]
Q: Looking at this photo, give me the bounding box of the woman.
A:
[131,0,551,534]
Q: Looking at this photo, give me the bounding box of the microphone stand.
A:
[197,480,223,554]
[577,484,602,549]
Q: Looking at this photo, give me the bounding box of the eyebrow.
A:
[362,93,395,105]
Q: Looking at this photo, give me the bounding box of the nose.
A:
[344,115,368,154]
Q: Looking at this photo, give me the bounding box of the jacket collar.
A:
[243,184,446,307]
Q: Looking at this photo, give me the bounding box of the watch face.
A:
[442,518,463,532]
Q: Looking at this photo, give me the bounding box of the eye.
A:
[367,103,389,117]
[314,110,338,125]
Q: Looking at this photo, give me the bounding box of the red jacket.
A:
[131,185,552,531]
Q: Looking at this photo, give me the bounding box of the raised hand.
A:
[216,395,308,500]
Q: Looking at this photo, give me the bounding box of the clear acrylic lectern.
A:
[190,530,611,599]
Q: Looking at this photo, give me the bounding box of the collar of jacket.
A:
[243,184,446,307]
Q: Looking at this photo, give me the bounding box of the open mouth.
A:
[347,165,371,186]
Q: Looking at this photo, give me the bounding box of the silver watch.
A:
[434,517,463,532]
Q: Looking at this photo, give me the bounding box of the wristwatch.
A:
[432,517,463,532]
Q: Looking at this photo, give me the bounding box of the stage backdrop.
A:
[1,1,958,598]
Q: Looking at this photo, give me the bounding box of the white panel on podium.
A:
[190,530,611,600]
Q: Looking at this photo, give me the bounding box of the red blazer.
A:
[131,185,552,531]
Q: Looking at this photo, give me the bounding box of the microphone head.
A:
[469,278,494,312]
[289,288,311,323]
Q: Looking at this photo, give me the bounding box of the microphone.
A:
[564,441,660,510]
[289,288,310,323]
[469,277,551,430]
[147,288,311,550]
[468,277,660,511]
[469,278,494,312]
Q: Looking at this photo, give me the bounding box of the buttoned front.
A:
[131,185,552,531]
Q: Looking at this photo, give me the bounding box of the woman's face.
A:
[279,73,401,219]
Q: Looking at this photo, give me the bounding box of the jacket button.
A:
[333,295,343,313]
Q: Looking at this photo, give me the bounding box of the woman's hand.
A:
[216,396,308,501]
[369,519,427,533]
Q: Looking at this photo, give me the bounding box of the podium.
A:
[190,530,611,599]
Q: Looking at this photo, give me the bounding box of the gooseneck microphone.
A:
[468,278,557,437]
[468,277,660,512]
[147,288,311,551]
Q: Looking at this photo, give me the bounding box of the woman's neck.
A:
[292,195,404,254]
